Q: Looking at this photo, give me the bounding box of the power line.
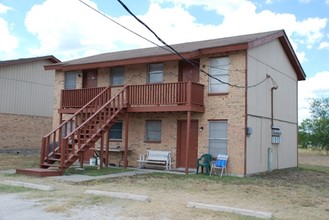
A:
[116,0,271,89]
[78,0,271,89]
[116,0,244,88]
[78,0,173,55]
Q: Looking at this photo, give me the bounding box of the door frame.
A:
[178,59,200,82]
[176,119,199,169]
[82,69,98,88]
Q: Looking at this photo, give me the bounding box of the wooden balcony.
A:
[59,82,204,113]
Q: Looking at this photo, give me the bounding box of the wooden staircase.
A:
[16,86,128,177]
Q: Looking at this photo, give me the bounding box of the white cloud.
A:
[319,41,329,49]
[24,0,327,63]
[296,51,307,63]
[0,3,12,13]
[0,3,18,59]
[25,0,147,60]
[298,71,329,122]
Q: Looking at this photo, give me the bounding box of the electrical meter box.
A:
[271,127,281,144]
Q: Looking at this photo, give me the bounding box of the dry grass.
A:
[0,148,328,219]
[0,153,39,170]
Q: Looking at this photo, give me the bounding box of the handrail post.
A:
[40,138,46,167]
[125,86,129,107]
[60,138,67,169]
[187,81,192,107]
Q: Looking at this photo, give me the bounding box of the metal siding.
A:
[246,39,298,174]
[0,60,55,116]
[246,117,272,173]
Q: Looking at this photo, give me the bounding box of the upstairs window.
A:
[109,121,123,140]
[208,120,228,156]
[209,57,229,93]
[145,120,161,142]
[64,72,77,89]
[110,66,124,86]
[148,63,163,83]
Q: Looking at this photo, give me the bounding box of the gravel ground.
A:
[0,194,70,220]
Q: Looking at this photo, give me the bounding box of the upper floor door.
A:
[179,59,200,82]
[83,69,98,88]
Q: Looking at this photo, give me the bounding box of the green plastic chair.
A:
[196,154,212,175]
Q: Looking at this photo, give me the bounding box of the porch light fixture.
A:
[199,126,204,131]
[246,127,253,136]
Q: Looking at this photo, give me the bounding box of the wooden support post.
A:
[124,112,129,168]
[80,153,84,169]
[61,138,66,169]
[100,135,104,169]
[185,111,191,174]
[106,130,109,168]
[40,138,46,167]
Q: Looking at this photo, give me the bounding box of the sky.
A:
[0,0,329,122]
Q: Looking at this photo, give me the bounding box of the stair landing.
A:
[16,168,63,177]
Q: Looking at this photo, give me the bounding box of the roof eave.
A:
[44,43,249,71]
[278,35,306,81]
[1,55,60,68]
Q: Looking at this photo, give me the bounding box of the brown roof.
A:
[0,55,60,67]
[45,30,305,80]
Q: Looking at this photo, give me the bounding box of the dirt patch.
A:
[0,148,39,156]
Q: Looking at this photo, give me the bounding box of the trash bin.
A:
[89,156,96,166]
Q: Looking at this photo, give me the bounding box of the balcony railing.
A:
[127,82,204,106]
[61,87,107,108]
[60,82,204,112]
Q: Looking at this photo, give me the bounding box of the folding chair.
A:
[210,154,228,177]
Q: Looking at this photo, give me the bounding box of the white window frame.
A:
[148,63,163,83]
[208,120,228,156]
[209,57,229,93]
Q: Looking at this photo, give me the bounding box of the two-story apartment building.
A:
[20,30,305,177]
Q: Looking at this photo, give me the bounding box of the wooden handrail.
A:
[61,87,106,108]
[60,86,128,167]
[127,81,203,106]
[40,86,111,169]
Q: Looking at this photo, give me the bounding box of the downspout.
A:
[269,75,278,171]
[269,74,278,128]
[270,87,278,128]
[244,51,248,176]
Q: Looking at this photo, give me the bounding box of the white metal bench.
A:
[137,150,172,170]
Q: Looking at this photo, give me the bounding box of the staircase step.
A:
[40,94,125,174]
[16,168,62,177]
[47,158,61,162]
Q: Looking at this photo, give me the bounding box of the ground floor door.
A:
[176,120,198,168]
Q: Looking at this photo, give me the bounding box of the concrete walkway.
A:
[48,169,152,183]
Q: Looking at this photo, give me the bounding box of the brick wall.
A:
[0,113,52,149]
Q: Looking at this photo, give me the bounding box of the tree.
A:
[298,97,329,154]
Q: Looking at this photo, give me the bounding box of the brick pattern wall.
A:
[0,113,52,149]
